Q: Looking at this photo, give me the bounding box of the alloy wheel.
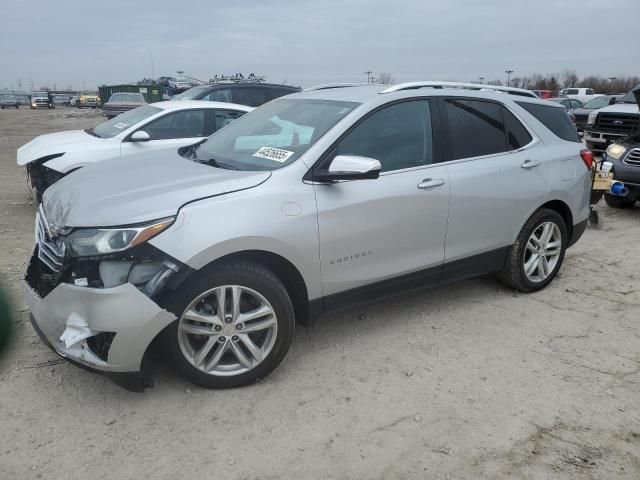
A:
[178,285,278,376]
[523,221,562,283]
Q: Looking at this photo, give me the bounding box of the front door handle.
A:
[417,178,445,190]
[521,160,541,169]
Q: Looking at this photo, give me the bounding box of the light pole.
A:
[177,70,184,79]
[478,76,484,84]
[505,69,514,87]
[364,71,373,84]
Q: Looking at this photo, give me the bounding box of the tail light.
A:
[580,149,594,170]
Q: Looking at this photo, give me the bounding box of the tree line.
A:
[485,70,639,93]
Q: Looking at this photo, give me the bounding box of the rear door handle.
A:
[521,160,541,169]
[417,178,445,190]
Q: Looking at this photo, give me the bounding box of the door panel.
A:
[314,167,450,296]
[445,151,549,261]
[441,98,550,262]
[314,99,450,296]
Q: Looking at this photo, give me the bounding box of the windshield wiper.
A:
[201,157,240,170]
[84,128,100,138]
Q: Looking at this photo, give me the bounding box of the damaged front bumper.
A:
[24,279,176,392]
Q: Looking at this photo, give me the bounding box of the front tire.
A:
[499,208,567,293]
[164,262,295,389]
[604,193,636,209]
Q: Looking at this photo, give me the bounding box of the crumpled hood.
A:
[42,149,271,227]
[17,129,102,166]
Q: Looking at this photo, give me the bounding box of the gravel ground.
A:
[1,108,639,480]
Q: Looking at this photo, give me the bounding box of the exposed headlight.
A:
[587,111,598,125]
[64,217,174,257]
[605,143,627,161]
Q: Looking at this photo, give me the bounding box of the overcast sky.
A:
[1,0,638,91]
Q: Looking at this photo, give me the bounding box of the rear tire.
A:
[163,261,295,389]
[499,208,567,293]
[604,193,636,209]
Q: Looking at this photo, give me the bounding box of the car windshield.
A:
[109,93,143,102]
[171,86,210,100]
[92,105,162,138]
[582,96,611,109]
[618,90,638,104]
[192,98,359,171]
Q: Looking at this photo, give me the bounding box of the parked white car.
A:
[558,87,602,104]
[17,100,252,201]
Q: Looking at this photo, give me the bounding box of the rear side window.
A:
[232,88,268,107]
[502,107,532,150]
[516,102,580,142]
[267,88,296,101]
[444,99,507,160]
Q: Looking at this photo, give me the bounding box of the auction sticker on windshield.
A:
[252,146,294,163]
[114,122,128,129]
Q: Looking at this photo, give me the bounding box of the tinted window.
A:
[444,99,506,160]
[267,87,296,101]
[335,100,433,172]
[502,107,532,150]
[586,89,594,95]
[142,109,205,139]
[209,110,246,131]
[203,88,232,103]
[232,88,268,107]
[516,102,580,142]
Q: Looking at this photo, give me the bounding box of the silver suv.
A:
[25,82,592,391]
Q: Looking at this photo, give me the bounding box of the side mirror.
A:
[130,130,150,142]
[316,155,381,182]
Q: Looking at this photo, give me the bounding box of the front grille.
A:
[623,148,640,167]
[595,113,640,135]
[35,206,66,273]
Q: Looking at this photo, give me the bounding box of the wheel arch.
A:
[165,249,313,327]
[538,199,573,241]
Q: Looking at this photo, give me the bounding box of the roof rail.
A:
[379,81,537,98]
[302,82,373,92]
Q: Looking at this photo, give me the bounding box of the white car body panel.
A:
[17,100,252,174]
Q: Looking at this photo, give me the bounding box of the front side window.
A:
[193,99,358,170]
[586,89,595,95]
[444,99,507,160]
[141,109,205,140]
[92,105,162,138]
[334,100,433,172]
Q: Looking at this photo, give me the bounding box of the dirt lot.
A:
[0,108,639,480]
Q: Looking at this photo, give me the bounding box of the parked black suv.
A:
[170,82,300,107]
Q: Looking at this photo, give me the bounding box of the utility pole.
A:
[478,76,484,84]
[150,52,155,78]
[505,69,514,87]
[364,71,373,84]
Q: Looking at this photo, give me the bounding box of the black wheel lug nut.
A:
[218,336,225,343]
[236,324,243,330]
[214,325,222,331]
[232,335,239,341]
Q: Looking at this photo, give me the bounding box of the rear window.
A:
[515,102,580,143]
